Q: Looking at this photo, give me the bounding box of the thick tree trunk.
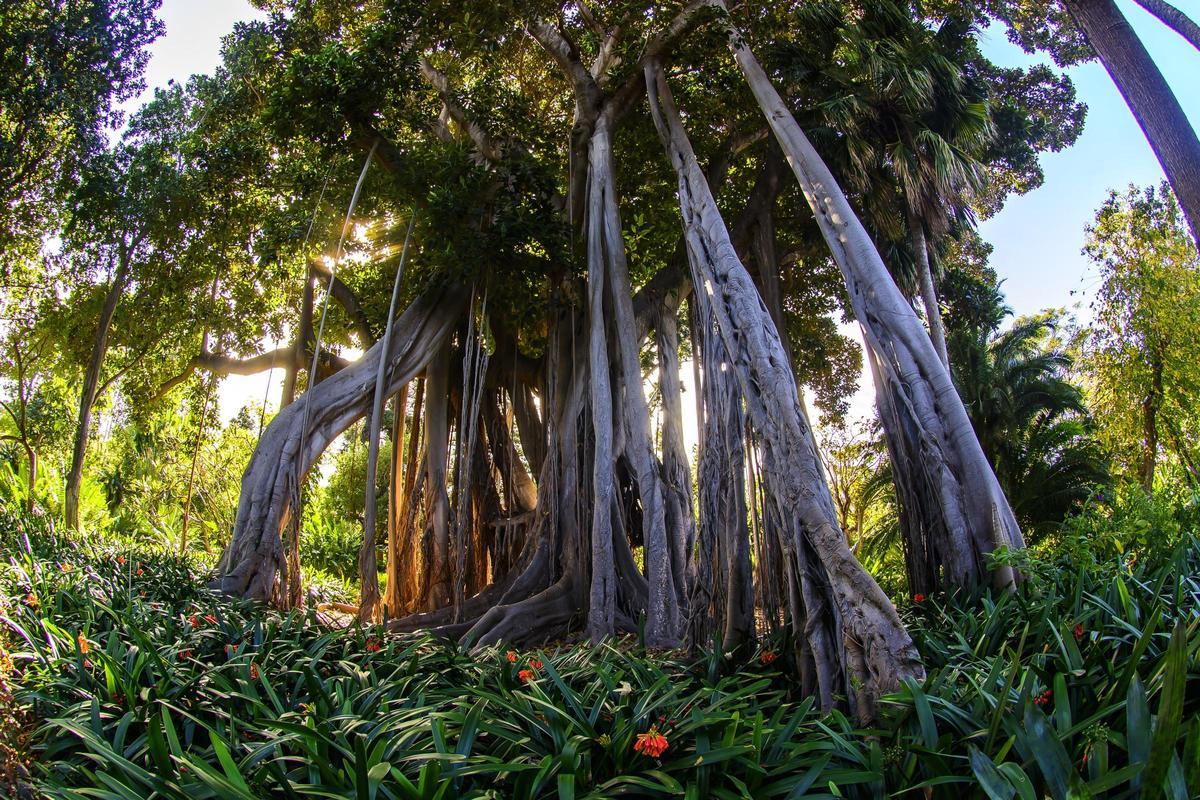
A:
[719,18,1023,595]
[212,285,466,601]
[648,62,922,719]
[586,122,619,642]
[1064,0,1200,245]
[909,209,949,367]
[65,255,131,531]
[1131,0,1200,54]
[591,115,681,647]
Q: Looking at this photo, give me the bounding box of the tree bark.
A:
[1064,0,1200,245]
[1131,0,1200,52]
[1140,355,1163,492]
[719,14,1023,595]
[909,209,949,367]
[424,339,454,611]
[65,253,131,531]
[647,61,922,719]
[384,382,410,618]
[212,285,466,601]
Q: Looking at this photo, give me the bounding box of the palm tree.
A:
[948,288,1110,541]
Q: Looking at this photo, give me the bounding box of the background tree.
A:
[1081,182,1200,491]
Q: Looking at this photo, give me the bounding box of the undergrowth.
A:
[0,510,1196,799]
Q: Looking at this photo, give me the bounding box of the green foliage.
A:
[2,510,1197,799]
[1080,183,1200,492]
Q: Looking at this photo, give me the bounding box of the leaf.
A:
[1145,621,1188,796]
[969,746,1015,800]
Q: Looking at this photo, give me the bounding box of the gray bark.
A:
[65,252,131,531]
[719,15,1023,595]
[647,61,922,719]
[211,285,466,601]
[909,209,949,367]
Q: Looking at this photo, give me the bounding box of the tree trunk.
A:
[647,62,922,720]
[591,114,681,647]
[212,285,467,601]
[1140,356,1163,493]
[424,339,454,611]
[1131,0,1200,52]
[384,382,409,618]
[586,120,619,642]
[909,208,949,367]
[719,16,1023,595]
[655,304,693,612]
[65,254,131,531]
[1064,0,1200,245]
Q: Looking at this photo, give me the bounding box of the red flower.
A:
[912,593,926,603]
[83,659,93,670]
[1035,688,1052,707]
[23,593,38,608]
[528,657,543,670]
[1073,624,1084,641]
[249,662,260,680]
[189,615,201,627]
[117,555,126,566]
[761,650,777,665]
[634,726,669,758]
[204,614,218,625]
[365,637,382,653]
[506,650,518,663]
[136,567,144,577]
[178,650,193,661]
[518,669,536,683]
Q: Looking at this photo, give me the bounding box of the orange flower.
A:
[528,657,543,670]
[912,593,925,603]
[189,615,201,627]
[634,726,669,758]
[518,669,535,683]
[178,650,193,661]
[117,555,126,566]
[23,593,38,608]
[249,662,260,680]
[77,633,90,654]
[204,614,218,625]
[59,562,71,572]
[365,637,382,653]
[136,567,144,577]
[83,659,93,670]
[760,650,777,665]
[506,650,518,663]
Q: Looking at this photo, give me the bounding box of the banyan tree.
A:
[200,0,1053,720]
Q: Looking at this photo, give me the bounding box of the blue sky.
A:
[134,0,1199,424]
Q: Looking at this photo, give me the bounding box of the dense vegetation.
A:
[3,0,1200,795]
[1,508,1197,798]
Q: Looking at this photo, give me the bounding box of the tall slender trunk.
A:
[281,270,314,409]
[655,304,693,611]
[384,383,410,618]
[180,380,214,554]
[909,209,949,367]
[425,341,453,611]
[1064,0,1200,245]
[65,254,131,531]
[1140,356,1164,493]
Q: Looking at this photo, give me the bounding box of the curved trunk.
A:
[1064,0,1200,245]
[65,255,131,531]
[720,18,1023,595]
[383,382,410,618]
[647,62,922,719]
[1131,0,1200,50]
[211,285,467,601]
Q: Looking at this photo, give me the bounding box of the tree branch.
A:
[308,259,377,345]
[1132,0,1200,50]
[418,57,504,163]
